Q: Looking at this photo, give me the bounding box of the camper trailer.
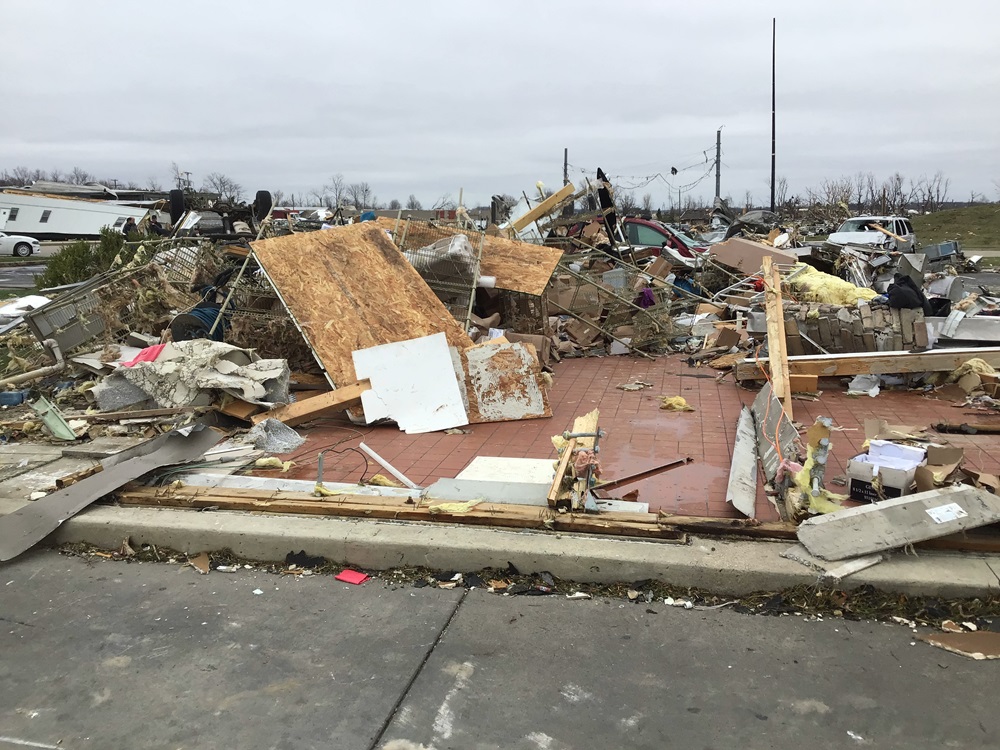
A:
[0,191,150,240]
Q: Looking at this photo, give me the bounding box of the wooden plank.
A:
[797,485,1000,561]
[509,183,576,232]
[725,406,758,518]
[762,257,792,419]
[251,225,473,389]
[251,380,371,427]
[117,485,684,541]
[547,437,577,507]
[788,374,819,393]
[735,347,1000,381]
[374,217,563,297]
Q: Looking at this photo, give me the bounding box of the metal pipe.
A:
[0,338,65,387]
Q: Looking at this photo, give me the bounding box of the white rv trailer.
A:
[0,191,150,240]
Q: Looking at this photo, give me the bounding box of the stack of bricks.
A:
[781,301,917,355]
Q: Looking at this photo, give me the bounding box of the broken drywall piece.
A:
[918,631,1000,660]
[797,485,1000,561]
[352,332,469,434]
[460,341,551,423]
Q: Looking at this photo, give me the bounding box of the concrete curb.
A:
[45,504,1000,598]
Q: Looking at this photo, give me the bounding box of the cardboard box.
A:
[914,445,965,493]
[546,274,604,318]
[847,440,926,503]
[504,332,552,367]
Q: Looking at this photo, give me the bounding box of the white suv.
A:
[827,216,916,251]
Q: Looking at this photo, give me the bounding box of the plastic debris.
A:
[335,569,370,585]
[245,417,305,453]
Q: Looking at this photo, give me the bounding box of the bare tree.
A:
[69,166,94,185]
[431,193,457,211]
[144,176,163,191]
[387,198,402,210]
[271,189,285,207]
[743,190,754,212]
[914,171,950,213]
[640,192,654,214]
[49,168,64,183]
[324,173,348,207]
[11,166,33,185]
[774,177,789,211]
[347,182,378,209]
[201,172,245,203]
[616,190,638,215]
[406,194,423,210]
[170,162,186,190]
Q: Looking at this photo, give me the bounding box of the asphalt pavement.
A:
[0,264,45,289]
[1,550,996,750]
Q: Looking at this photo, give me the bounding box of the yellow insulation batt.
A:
[786,263,878,305]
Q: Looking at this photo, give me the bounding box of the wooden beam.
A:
[869,222,906,243]
[117,485,685,541]
[251,380,371,426]
[762,256,792,419]
[788,374,819,393]
[736,347,1000,381]
[547,437,577,508]
[510,183,576,232]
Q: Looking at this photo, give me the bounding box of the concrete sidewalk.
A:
[32,501,1000,598]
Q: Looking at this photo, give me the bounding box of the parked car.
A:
[826,216,916,251]
[623,217,709,267]
[558,216,709,268]
[0,232,41,257]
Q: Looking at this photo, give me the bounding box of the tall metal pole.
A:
[770,17,776,213]
[715,128,722,200]
[563,147,569,186]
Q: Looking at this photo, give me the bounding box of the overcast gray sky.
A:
[4,1,998,209]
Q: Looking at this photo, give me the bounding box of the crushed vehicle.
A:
[826,215,916,252]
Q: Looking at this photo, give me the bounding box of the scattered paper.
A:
[188,552,211,575]
[926,503,968,524]
[617,381,652,392]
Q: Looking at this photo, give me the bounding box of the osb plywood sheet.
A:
[251,224,472,387]
[460,341,551,423]
[375,218,562,297]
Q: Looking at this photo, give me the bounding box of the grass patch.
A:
[911,204,1000,248]
[0,255,45,264]
[0,288,23,301]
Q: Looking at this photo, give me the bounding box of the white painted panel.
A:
[353,332,469,434]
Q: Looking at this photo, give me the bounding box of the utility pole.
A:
[770,17,776,213]
[715,128,722,200]
[563,148,569,186]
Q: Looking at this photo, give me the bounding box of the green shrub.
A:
[35,227,139,289]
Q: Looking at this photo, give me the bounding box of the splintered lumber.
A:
[797,485,1000,561]
[735,346,1000,381]
[374,217,563,297]
[762,256,792,419]
[547,438,576,507]
[251,225,472,388]
[251,380,371,427]
[117,485,686,541]
[509,183,576,232]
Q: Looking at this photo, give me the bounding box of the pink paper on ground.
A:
[335,569,370,585]
[122,343,167,367]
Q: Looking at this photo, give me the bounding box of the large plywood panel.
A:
[251,224,472,387]
[375,217,562,296]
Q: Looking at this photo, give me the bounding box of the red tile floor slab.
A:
[274,355,1000,523]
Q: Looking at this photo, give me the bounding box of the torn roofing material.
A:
[250,223,472,388]
[0,424,223,562]
[375,217,563,297]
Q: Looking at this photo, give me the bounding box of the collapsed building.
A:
[1,171,1000,582]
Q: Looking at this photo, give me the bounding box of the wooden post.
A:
[762,256,793,419]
